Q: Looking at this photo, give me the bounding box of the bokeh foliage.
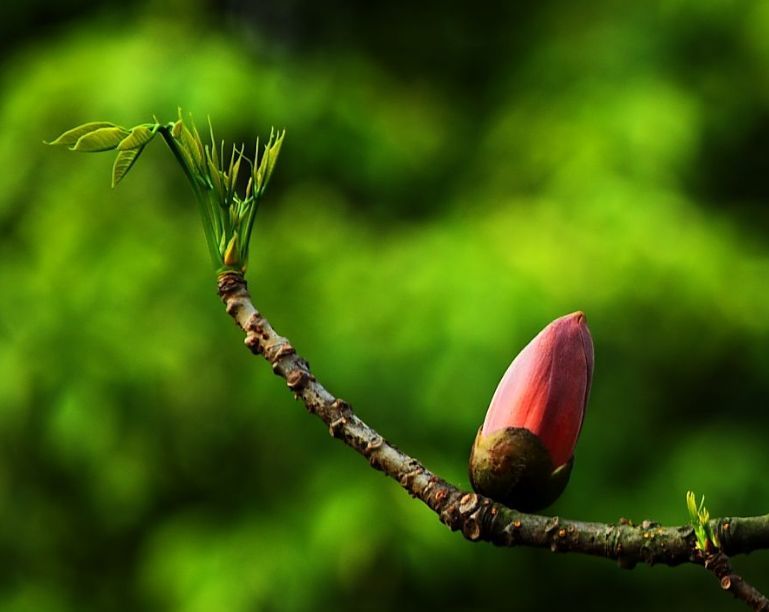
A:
[2,1,769,610]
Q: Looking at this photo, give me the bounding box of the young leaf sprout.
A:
[47,110,284,274]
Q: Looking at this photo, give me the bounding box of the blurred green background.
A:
[2,0,769,610]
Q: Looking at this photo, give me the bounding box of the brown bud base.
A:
[468,427,573,512]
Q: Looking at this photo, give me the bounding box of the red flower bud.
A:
[469,312,594,511]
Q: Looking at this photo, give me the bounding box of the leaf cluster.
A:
[46,121,159,188]
[687,491,721,552]
[47,111,284,273]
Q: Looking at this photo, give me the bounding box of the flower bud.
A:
[469,312,594,511]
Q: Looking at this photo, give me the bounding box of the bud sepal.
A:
[469,426,573,512]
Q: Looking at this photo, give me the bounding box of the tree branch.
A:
[217,271,769,577]
[701,550,769,611]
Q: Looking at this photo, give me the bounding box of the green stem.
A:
[242,196,262,262]
[158,126,221,267]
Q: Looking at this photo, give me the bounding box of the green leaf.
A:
[686,491,698,523]
[179,124,204,171]
[263,129,285,187]
[191,121,205,158]
[208,119,220,169]
[72,127,131,152]
[118,125,156,150]
[45,122,117,146]
[254,141,267,191]
[686,490,720,552]
[207,155,224,198]
[253,129,285,196]
[171,112,205,173]
[228,145,244,194]
[111,146,145,187]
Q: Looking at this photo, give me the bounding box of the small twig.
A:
[701,549,769,611]
[217,271,769,602]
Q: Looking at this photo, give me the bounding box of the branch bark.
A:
[701,550,769,611]
[217,271,769,585]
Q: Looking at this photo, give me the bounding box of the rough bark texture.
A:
[701,550,769,611]
[217,271,769,600]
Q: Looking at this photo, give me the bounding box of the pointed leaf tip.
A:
[45,121,117,146]
[111,146,145,187]
[223,233,240,267]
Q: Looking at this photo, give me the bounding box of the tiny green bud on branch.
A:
[688,491,721,552]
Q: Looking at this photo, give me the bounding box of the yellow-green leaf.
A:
[229,146,243,193]
[72,127,131,152]
[263,129,285,187]
[111,146,144,187]
[208,120,220,169]
[207,156,224,197]
[45,122,117,146]
[118,125,156,150]
[180,125,204,170]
